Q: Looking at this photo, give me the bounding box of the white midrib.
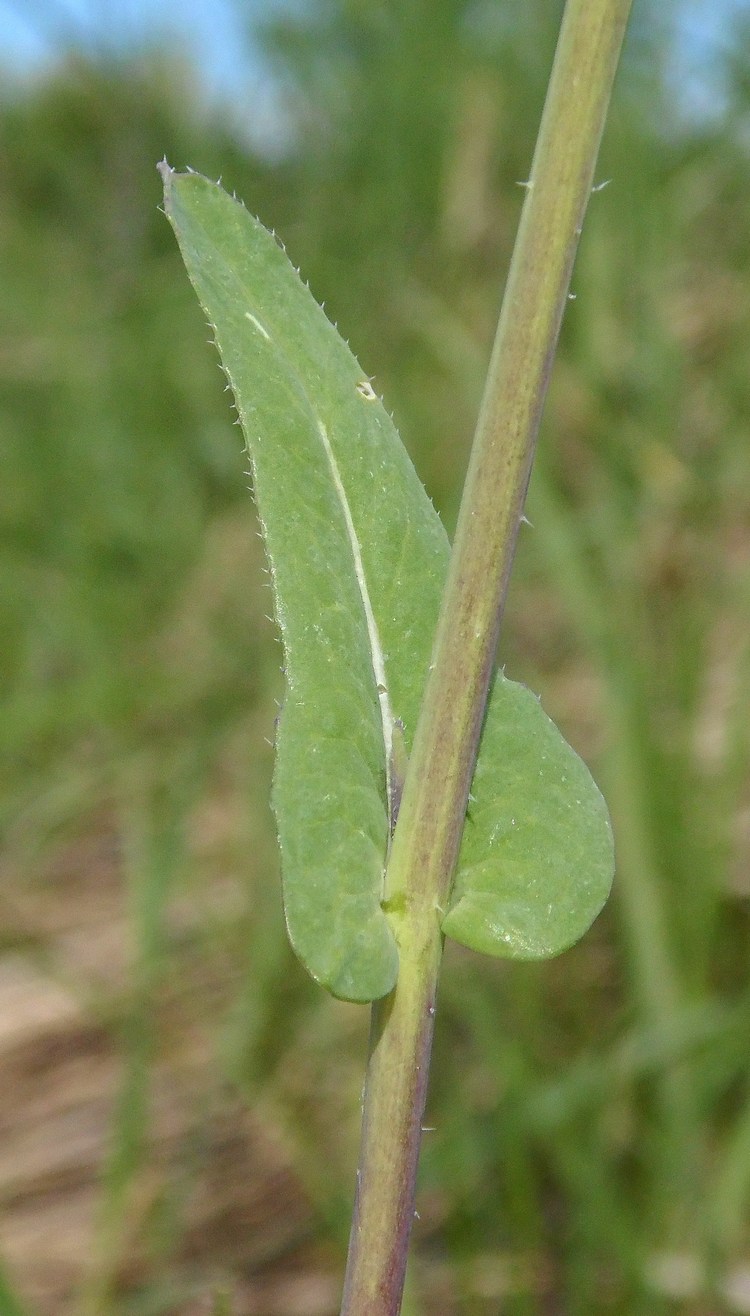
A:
[316,418,394,820]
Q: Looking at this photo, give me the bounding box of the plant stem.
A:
[340,1,633,1311]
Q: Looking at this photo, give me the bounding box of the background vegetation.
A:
[1,1,749,1312]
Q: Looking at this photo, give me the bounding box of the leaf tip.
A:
[157,158,175,195]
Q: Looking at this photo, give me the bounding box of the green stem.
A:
[340,1,633,1311]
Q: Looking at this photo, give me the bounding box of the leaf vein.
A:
[315,418,395,821]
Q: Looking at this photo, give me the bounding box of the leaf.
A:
[161,166,614,1001]
[160,165,447,1001]
[443,674,613,959]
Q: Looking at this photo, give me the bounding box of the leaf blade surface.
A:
[161,167,614,998]
[445,675,614,958]
[161,166,446,1000]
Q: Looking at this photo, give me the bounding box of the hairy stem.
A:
[340,1,633,1311]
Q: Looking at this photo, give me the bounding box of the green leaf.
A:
[444,674,613,958]
[160,165,446,1001]
[160,166,613,1001]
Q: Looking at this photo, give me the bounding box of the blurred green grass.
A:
[1,5,750,1313]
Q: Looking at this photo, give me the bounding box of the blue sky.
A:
[0,0,271,102]
[0,0,293,149]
